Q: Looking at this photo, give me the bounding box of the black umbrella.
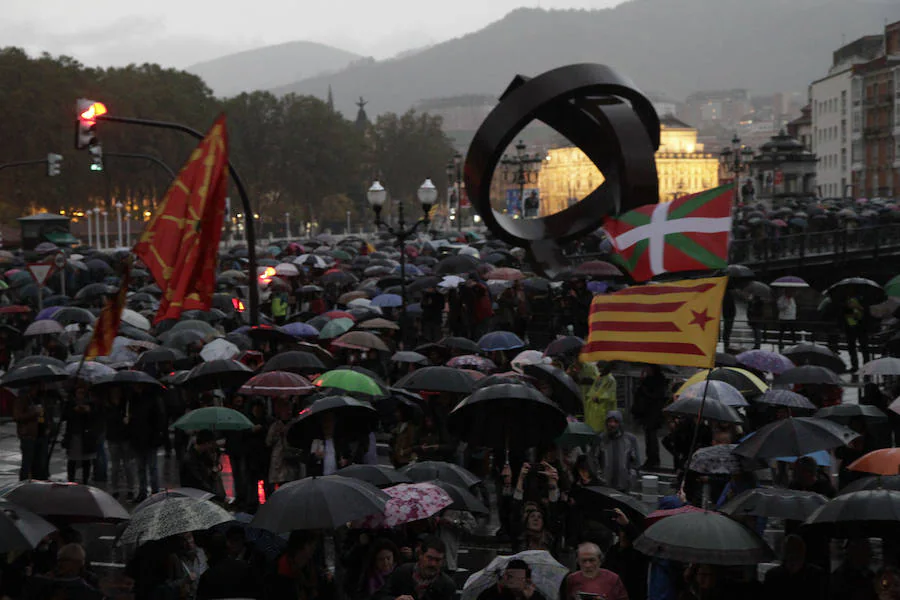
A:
[0,498,57,552]
[262,351,327,376]
[633,511,772,566]
[0,480,130,523]
[391,351,429,366]
[336,464,412,488]
[774,365,842,386]
[522,363,583,415]
[825,277,885,305]
[135,347,187,368]
[840,475,900,494]
[543,336,584,359]
[250,476,389,532]
[73,283,115,302]
[428,480,489,515]
[402,461,481,489]
[447,383,567,449]
[51,307,96,326]
[247,324,296,344]
[663,396,743,424]
[782,343,846,373]
[161,329,208,352]
[755,389,817,410]
[803,489,900,538]
[225,332,253,352]
[0,364,68,388]
[183,359,254,391]
[569,485,650,525]
[286,395,378,447]
[688,444,764,475]
[320,271,358,287]
[438,336,481,354]
[715,352,740,367]
[14,355,67,370]
[815,404,887,424]
[395,366,476,394]
[93,370,164,389]
[726,264,755,280]
[732,417,859,460]
[720,487,828,521]
[435,255,480,275]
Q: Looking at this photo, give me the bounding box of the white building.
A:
[809,35,884,198]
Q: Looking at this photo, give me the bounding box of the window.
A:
[841,119,847,142]
[841,90,847,113]
[841,148,847,171]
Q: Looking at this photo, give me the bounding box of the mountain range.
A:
[186,41,361,98]
[258,0,898,117]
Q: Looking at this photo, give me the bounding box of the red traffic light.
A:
[79,102,107,123]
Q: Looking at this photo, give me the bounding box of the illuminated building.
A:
[537,115,720,215]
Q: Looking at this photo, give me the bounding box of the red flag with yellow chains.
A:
[84,259,131,360]
[134,115,229,323]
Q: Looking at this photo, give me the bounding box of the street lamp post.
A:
[102,211,109,250]
[719,134,755,206]
[445,152,463,231]
[346,210,351,234]
[93,208,102,249]
[501,140,544,218]
[284,212,290,239]
[115,202,123,247]
[125,211,131,247]
[367,179,437,333]
[86,210,93,247]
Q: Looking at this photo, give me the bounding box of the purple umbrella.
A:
[283,322,319,339]
[771,276,809,288]
[34,306,62,321]
[736,350,795,375]
[372,294,403,308]
[587,281,609,294]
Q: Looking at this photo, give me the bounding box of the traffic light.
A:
[75,98,106,150]
[47,153,62,177]
[89,145,103,172]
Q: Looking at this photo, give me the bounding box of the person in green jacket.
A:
[583,362,617,433]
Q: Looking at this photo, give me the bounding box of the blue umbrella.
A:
[776,450,832,467]
[34,306,62,321]
[394,264,424,277]
[478,331,525,352]
[282,322,319,339]
[372,293,403,308]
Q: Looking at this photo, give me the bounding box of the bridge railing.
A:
[729,223,900,266]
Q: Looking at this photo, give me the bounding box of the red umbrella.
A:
[644,504,704,527]
[324,310,356,321]
[487,267,525,281]
[239,370,315,397]
[0,305,31,314]
[574,260,622,277]
[770,219,788,228]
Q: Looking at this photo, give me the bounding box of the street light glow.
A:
[79,102,107,122]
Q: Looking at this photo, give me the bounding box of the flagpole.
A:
[680,368,714,503]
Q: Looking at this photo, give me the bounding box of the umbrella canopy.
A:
[314,369,386,397]
[395,366,476,394]
[556,418,598,448]
[318,317,355,340]
[402,461,482,489]
[24,320,64,336]
[543,336,584,359]
[736,350,794,375]
[569,485,650,525]
[676,380,750,407]
[135,347,186,368]
[357,482,453,528]
[678,368,767,399]
[772,276,810,288]
[239,371,315,397]
[429,480,489,515]
[287,395,378,446]
[263,351,327,376]
[0,498,57,552]
[755,389,817,410]
[132,488,216,513]
[720,487,828,521]
[633,510,773,566]
[688,444,762,475]
[391,351,429,366]
[336,464,412,488]
[0,481,129,523]
[478,331,525,352]
[92,370,163,390]
[173,407,254,431]
[66,360,116,383]
[199,338,241,362]
[461,550,568,600]
[860,357,900,376]
[841,475,900,494]
[848,448,900,476]
[732,417,859,460]
[521,363,583,415]
[775,365,842,386]
[282,322,320,339]
[183,359,254,391]
[118,497,232,545]
[782,344,846,373]
[1,363,69,388]
[815,403,887,424]
[332,331,390,352]
[357,318,399,331]
[663,396,743,424]
[803,489,900,538]
[438,336,481,354]
[825,277,885,305]
[251,475,389,532]
[446,354,497,372]
[50,306,96,326]
[448,383,567,449]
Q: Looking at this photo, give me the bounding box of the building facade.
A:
[749,131,818,205]
[536,116,719,215]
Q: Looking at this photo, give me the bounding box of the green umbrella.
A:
[314,369,386,397]
[318,317,354,340]
[173,407,253,432]
[330,249,352,261]
[556,419,598,448]
[886,274,900,298]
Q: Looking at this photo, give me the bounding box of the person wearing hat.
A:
[596,410,640,492]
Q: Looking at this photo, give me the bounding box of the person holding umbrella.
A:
[13,385,51,480]
[631,365,667,470]
[477,559,547,600]
[843,294,870,372]
[266,530,334,600]
[777,290,798,351]
[128,383,167,503]
[62,382,99,485]
[179,429,224,498]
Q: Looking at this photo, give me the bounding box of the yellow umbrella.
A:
[676,367,768,398]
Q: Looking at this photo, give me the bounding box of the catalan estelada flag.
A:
[84,261,131,360]
[603,183,734,282]
[580,276,728,369]
[134,115,229,323]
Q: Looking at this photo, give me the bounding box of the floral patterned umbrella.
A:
[446,354,497,373]
[118,497,232,545]
[736,350,794,375]
[357,482,453,528]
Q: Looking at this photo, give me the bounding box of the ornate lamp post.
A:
[719,134,755,206]
[115,202,123,247]
[367,179,437,328]
[445,152,463,231]
[93,207,102,249]
[86,210,93,247]
[501,140,544,218]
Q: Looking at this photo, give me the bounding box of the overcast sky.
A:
[3,0,621,68]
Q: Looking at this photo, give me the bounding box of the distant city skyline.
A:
[1,0,621,69]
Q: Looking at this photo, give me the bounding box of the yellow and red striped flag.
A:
[580,276,728,369]
[84,261,131,360]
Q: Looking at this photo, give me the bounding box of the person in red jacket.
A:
[565,542,629,600]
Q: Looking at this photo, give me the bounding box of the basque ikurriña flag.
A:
[603,183,734,282]
[580,276,728,369]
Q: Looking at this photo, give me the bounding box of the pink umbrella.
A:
[356,482,452,528]
[770,219,787,227]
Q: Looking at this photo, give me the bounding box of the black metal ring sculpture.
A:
[464,63,661,277]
